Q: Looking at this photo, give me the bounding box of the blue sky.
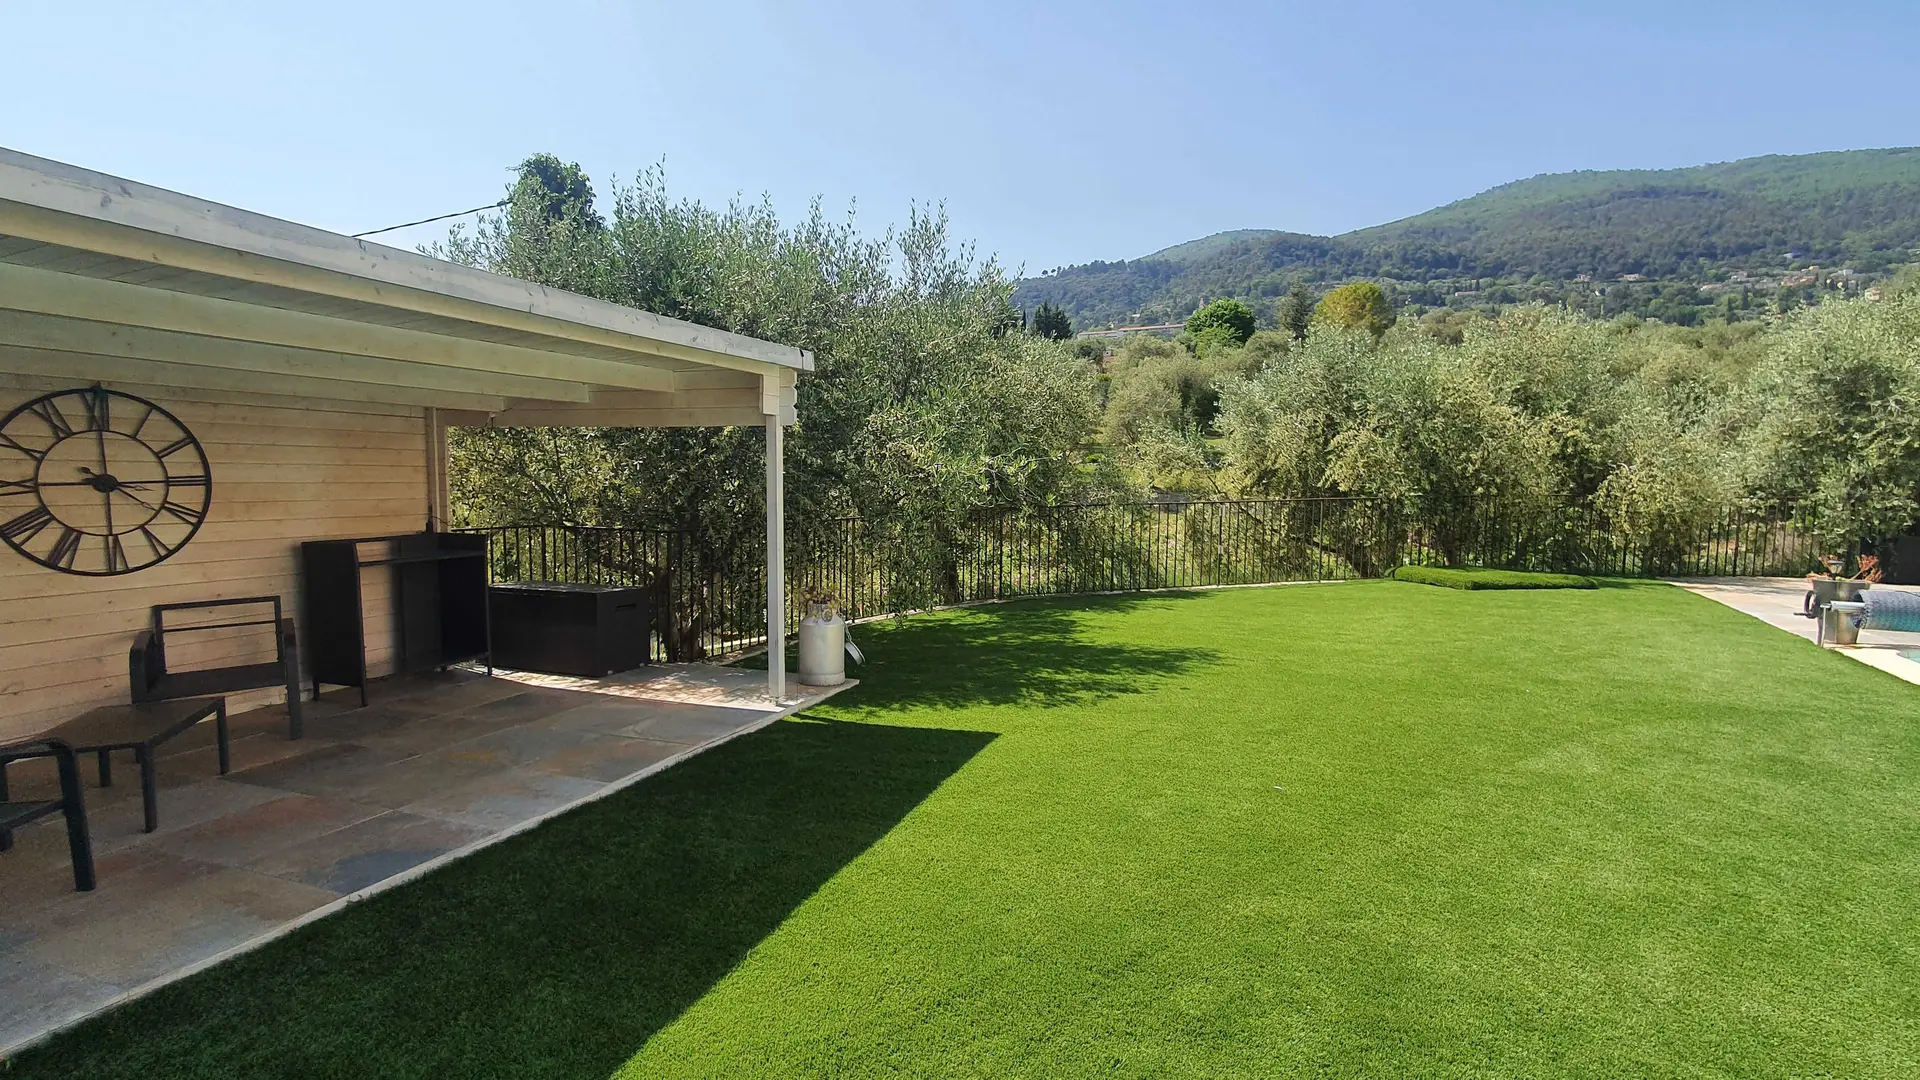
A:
[3,1,1916,274]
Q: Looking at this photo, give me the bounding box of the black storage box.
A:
[1884,534,1920,585]
[487,582,651,677]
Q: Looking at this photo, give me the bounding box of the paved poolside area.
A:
[0,664,849,1055]
[1670,576,1920,686]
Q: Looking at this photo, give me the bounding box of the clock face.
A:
[0,387,212,576]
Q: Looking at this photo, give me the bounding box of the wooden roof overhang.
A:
[0,147,806,427]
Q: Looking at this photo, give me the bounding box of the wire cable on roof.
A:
[351,200,507,239]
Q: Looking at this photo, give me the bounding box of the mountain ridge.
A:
[1017,147,1920,328]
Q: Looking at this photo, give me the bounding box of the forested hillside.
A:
[1017,148,1920,329]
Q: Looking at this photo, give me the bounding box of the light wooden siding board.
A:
[0,373,423,418]
[0,546,393,593]
[143,421,427,450]
[0,370,428,741]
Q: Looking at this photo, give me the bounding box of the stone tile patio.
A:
[0,664,850,1055]
[1670,575,1920,686]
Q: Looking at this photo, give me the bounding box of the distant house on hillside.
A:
[1076,323,1186,340]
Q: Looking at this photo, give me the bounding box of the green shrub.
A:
[1389,565,1598,590]
[1185,298,1257,347]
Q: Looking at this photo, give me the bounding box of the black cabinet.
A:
[301,533,490,705]
[488,582,651,677]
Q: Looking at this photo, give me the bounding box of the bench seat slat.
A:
[151,663,288,699]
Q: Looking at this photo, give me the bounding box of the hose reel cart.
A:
[1820,587,1920,645]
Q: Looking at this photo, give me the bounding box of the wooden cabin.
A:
[0,148,805,742]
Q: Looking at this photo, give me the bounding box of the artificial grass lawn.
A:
[1391,564,1598,590]
[13,582,1920,1078]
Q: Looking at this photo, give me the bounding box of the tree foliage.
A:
[437,157,1103,601]
[1102,336,1242,447]
[1203,305,1774,562]
[1030,300,1073,341]
[1740,293,1920,543]
[1314,282,1395,339]
[441,153,1920,591]
[1276,283,1315,342]
[1184,298,1256,350]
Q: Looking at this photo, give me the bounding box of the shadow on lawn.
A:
[10,719,996,1080]
[796,591,1225,713]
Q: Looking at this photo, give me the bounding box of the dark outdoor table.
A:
[44,697,228,833]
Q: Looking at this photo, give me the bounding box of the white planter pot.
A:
[797,605,847,686]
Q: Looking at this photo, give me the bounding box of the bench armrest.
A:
[128,629,163,701]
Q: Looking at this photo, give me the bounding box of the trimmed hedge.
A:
[1390,565,1598,591]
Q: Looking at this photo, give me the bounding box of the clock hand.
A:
[95,429,114,539]
[43,463,165,489]
[112,487,159,511]
[45,474,163,484]
[66,469,160,489]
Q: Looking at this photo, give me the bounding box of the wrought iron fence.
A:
[462,498,1824,661]
[1398,500,1825,579]
[464,523,766,662]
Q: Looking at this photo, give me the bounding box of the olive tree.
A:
[440,156,1105,634]
[1741,294,1920,546]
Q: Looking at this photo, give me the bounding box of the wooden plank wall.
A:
[0,369,429,741]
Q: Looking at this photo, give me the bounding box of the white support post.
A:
[424,406,449,531]
[765,414,786,702]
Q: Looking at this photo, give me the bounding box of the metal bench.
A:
[0,738,96,891]
[131,597,305,738]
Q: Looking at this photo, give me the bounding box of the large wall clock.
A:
[0,386,212,576]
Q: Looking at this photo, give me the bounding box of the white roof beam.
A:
[456,405,770,429]
[0,344,509,413]
[0,310,594,402]
[0,261,677,393]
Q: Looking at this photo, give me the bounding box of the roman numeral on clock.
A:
[159,499,206,526]
[46,528,81,570]
[81,386,111,433]
[27,399,74,438]
[1,506,53,544]
[0,432,44,463]
[139,525,179,560]
[105,533,130,574]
